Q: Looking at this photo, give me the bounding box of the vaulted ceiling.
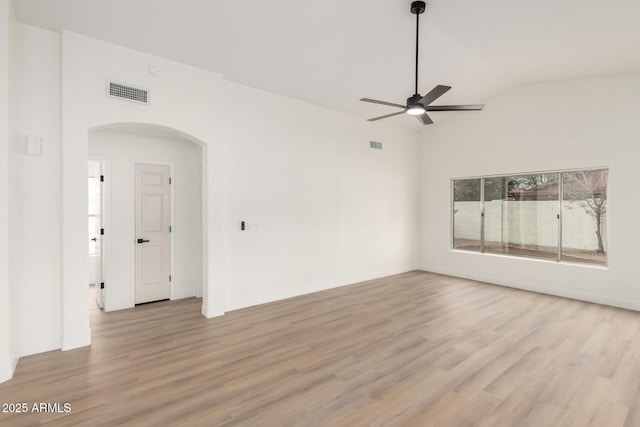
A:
[13,0,640,129]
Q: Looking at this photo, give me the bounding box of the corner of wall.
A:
[201,304,224,318]
[0,362,13,384]
[0,355,19,383]
[0,0,17,384]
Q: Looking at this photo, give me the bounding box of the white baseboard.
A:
[61,329,92,351]
[17,335,61,358]
[201,304,224,318]
[104,299,133,312]
[226,265,418,312]
[420,265,640,312]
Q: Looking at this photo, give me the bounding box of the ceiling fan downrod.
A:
[411,1,426,96]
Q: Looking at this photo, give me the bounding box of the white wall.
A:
[225,82,418,309]
[89,128,202,310]
[10,23,62,358]
[419,73,640,309]
[2,27,418,374]
[0,0,16,382]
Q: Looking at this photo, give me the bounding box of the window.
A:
[561,170,608,265]
[453,178,481,251]
[483,173,559,261]
[452,168,608,266]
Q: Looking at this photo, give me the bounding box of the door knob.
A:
[137,238,150,244]
[91,237,97,242]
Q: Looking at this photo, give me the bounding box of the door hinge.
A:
[169,275,172,282]
[169,226,172,232]
[100,282,104,289]
[100,175,104,182]
[169,177,172,184]
[100,228,104,235]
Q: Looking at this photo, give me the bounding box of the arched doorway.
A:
[88,124,204,311]
[61,121,227,351]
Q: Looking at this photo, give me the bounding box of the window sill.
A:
[449,248,609,270]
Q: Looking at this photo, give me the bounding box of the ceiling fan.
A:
[361,1,484,125]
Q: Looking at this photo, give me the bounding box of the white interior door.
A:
[135,163,171,304]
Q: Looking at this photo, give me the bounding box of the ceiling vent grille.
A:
[107,81,149,105]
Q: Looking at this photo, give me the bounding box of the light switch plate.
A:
[26,135,42,156]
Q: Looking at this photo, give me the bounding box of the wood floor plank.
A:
[1,270,639,426]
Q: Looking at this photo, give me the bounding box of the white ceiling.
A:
[12,0,640,129]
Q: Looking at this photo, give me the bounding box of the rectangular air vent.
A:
[107,81,149,105]
[370,141,383,150]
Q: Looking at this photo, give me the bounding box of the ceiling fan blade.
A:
[367,110,407,122]
[416,112,433,125]
[427,104,485,111]
[360,98,406,109]
[419,85,451,107]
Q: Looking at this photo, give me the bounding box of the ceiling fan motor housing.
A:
[407,93,423,107]
[411,1,426,15]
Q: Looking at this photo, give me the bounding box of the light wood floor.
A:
[1,271,640,426]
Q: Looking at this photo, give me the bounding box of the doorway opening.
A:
[87,159,104,309]
[87,124,203,313]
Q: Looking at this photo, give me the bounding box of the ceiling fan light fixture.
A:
[406,104,426,115]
